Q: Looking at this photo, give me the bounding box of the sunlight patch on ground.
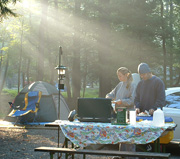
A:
[0,120,23,128]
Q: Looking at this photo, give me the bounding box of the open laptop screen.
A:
[77,98,112,122]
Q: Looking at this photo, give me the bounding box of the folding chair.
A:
[8,91,42,124]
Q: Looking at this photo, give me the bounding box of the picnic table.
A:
[35,120,176,159]
[57,120,176,151]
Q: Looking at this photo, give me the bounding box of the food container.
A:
[111,107,128,125]
[153,108,165,127]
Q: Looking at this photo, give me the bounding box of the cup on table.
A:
[129,110,136,125]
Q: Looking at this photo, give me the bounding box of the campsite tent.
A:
[5,81,70,122]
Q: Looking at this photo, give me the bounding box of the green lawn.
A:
[61,88,99,98]
[0,88,99,118]
[3,87,99,98]
[2,89,18,98]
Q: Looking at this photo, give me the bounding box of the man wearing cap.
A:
[134,63,165,115]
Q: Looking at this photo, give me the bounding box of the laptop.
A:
[77,98,112,123]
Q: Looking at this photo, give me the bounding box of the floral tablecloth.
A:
[57,120,176,147]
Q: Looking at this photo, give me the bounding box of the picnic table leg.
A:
[58,127,60,159]
[154,138,160,152]
[162,144,166,153]
[65,138,68,159]
[64,138,75,159]
[83,147,86,159]
[58,127,60,147]
[72,142,74,159]
[83,154,86,159]
[50,152,54,159]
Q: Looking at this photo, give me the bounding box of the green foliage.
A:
[1,47,8,51]
[0,0,18,20]
[1,0,180,101]
[2,89,18,98]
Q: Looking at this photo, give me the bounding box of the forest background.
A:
[0,0,180,109]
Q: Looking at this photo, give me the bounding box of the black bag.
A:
[68,110,76,121]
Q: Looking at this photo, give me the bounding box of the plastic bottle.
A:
[153,107,165,127]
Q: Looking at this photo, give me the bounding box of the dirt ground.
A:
[0,127,117,159]
[0,94,109,159]
[0,127,58,159]
[0,94,180,159]
[1,127,180,159]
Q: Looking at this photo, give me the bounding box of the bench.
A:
[34,147,171,159]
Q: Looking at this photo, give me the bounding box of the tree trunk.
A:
[22,72,25,88]
[37,0,48,81]
[174,68,180,86]
[63,54,72,100]
[82,53,88,98]
[72,0,81,102]
[160,0,167,88]
[98,0,112,97]
[0,41,4,86]
[48,0,58,85]
[26,0,32,86]
[0,58,9,95]
[18,19,24,93]
[27,58,30,85]
[169,0,173,86]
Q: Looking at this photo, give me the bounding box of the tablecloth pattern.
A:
[58,120,176,147]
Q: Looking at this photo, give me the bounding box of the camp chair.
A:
[8,91,42,123]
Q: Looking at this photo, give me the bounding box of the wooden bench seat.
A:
[34,146,171,159]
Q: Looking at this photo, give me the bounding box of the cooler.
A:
[136,116,174,144]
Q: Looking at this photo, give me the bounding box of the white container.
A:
[129,110,136,125]
[153,108,165,127]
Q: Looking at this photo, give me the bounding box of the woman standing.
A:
[106,67,137,159]
[106,67,136,110]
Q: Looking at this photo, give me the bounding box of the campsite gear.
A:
[112,107,127,125]
[153,108,165,127]
[77,98,112,123]
[8,102,20,109]
[136,116,174,144]
[8,91,42,116]
[8,91,42,123]
[68,110,77,121]
[5,81,70,123]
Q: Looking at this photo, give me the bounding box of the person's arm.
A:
[105,84,119,99]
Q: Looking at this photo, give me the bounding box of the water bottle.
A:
[153,107,165,127]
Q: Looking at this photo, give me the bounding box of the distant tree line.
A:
[0,0,180,107]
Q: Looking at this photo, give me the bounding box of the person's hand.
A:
[112,99,122,105]
[136,108,140,115]
[149,109,154,115]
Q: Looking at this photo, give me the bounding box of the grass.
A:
[2,89,18,98]
[61,88,99,98]
[2,87,99,98]
[81,88,99,98]
[0,88,99,119]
